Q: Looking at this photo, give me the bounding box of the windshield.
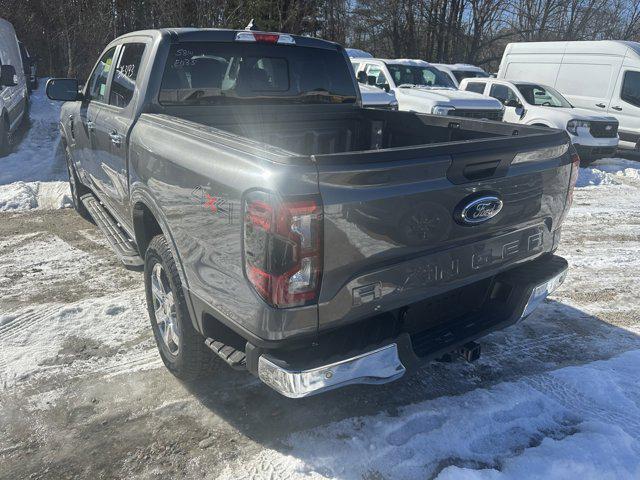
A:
[453,70,489,83]
[515,83,572,108]
[159,42,357,106]
[385,63,456,88]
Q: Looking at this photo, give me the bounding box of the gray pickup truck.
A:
[47,28,576,398]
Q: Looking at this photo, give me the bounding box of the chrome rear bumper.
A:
[258,344,406,398]
[519,266,568,320]
[254,256,568,399]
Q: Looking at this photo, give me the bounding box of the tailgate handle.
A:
[462,160,501,181]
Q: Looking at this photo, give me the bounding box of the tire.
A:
[65,149,92,222]
[145,235,211,380]
[0,119,9,157]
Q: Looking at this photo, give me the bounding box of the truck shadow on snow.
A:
[182,299,640,444]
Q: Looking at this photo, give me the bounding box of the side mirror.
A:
[367,75,377,86]
[46,78,81,101]
[383,84,390,93]
[0,65,17,87]
[504,98,522,109]
[356,71,367,84]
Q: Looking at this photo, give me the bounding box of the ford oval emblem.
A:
[458,196,503,225]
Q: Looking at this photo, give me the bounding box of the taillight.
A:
[243,191,322,308]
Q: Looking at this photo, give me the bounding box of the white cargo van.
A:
[0,18,27,155]
[498,40,640,150]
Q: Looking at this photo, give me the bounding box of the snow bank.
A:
[576,167,619,187]
[0,82,65,185]
[0,181,71,211]
[593,157,640,181]
[0,83,70,211]
[576,158,640,187]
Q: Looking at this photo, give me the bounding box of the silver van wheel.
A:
[151,262,181,356]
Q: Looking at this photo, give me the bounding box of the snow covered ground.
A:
[0,84,70,211]
[1,94,640,479]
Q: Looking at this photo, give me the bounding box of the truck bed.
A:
[161,105,539,157]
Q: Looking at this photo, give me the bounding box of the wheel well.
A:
[132,202,162,257]
[532,123,550,127]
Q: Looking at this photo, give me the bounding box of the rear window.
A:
[465,81,486,94]
[159,42,357,106]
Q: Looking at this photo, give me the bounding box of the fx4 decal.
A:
[191,186,235,223]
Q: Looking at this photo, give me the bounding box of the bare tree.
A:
[3,0,640,77]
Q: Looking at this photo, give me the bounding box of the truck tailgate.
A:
[315,130,574,331]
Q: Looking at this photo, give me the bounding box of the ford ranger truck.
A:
[46,28,575,398]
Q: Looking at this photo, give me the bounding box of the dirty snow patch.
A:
[219,351,640,480]
[0,180,71,211]
[576,167,620,187]
[0,293,153,389]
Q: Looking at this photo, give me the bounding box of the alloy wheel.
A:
[150,262,181,356]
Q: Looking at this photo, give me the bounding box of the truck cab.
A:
[350,58,398,109]
[352,58,504,121]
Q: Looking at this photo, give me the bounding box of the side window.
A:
[351,61,360,73]
[86,47,117,103]
[364,64,388,87]
[489,84,518,104]
[110,43,146,108]
[465,82,486,94]
[621,71,640,107]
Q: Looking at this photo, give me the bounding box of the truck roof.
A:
[505,40,640,58]
[107,28,340,51]
[434,63,486,72]
[346,48,373,58]
[373,58,432,67]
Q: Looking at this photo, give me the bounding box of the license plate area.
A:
[402,225,545,291]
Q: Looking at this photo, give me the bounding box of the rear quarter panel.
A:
[128,114,321,341]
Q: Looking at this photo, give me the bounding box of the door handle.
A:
[612,105,623,111]
[86,120,95,131]
[109,130,122,146]
[596,103,606,108]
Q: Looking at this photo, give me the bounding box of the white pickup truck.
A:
[460,78,619,164]
[352,58,504,120]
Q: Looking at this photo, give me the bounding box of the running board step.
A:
[80,193,144,269]
[205,338,247,370]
